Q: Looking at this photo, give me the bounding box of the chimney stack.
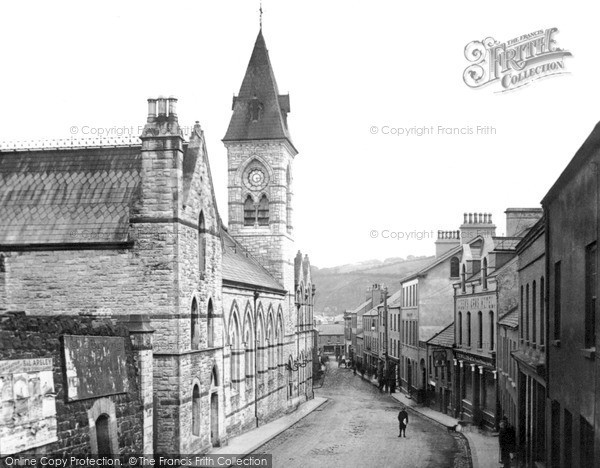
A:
[504,208,543,237]
[435,230,460,257]
[459,211,496,244]
[141,96,182,138]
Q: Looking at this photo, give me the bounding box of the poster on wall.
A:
[0,358,58,456]
[62,335,129,402]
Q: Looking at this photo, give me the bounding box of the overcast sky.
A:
[2,1,599,267]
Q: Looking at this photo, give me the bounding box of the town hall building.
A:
[0,29,314,456]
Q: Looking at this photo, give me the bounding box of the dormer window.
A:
[249,96,263,122]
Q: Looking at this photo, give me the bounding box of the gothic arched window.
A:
[244,196,255,226]
[207,298,214,348]
[257,194,269,226]
[198,211,206,273]
[192,385,200,436]
[191,298,200,350]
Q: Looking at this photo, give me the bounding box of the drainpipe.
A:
[254,290,260,428]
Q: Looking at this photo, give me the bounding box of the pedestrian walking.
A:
[498,417,516,467]
[398,407,409,438]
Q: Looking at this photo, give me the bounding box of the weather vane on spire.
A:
[259,1,263,29]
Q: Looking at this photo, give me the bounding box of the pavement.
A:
[208,396,328,456]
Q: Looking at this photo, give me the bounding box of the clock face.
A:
[243,164,269,191]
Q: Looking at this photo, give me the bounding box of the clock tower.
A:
[223,29,297,296]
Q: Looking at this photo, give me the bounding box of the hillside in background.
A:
[311,256,434,315]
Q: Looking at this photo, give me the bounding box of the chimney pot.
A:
[168,96,178,117]
[157,96,167,116]
[464,213,468,223]
[147,99,157,122]
[468,213,473,224]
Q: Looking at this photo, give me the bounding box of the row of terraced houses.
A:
[345,122,600,467]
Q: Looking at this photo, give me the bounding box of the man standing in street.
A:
[398,406,409,438]
[498,416,516,467]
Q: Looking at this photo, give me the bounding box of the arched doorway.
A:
[96,414,112,455]
[210,393,219,447]
[210,366,219,447]
[192,385,200,436]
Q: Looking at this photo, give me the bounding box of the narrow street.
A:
[253,361,466,468]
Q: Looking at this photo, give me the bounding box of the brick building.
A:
[346,284,386,369]
[497,307,519,429]
[396,231,462,401]
[0,29,314,455]
[316,324,345,356]
[362,307,380,374]
[452,210,540,430]
[542,122,600,468]
[425,323,454,414]
[512,218,546,466]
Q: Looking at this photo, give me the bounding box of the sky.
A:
[1,1,599,268]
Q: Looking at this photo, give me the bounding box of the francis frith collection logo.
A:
[463,28,572,92]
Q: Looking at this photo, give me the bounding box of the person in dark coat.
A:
[498,417,516,467]
[398,407,409,437]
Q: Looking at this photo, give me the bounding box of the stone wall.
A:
[0,312,145,456]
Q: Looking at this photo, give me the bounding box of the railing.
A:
[0,136,142,151]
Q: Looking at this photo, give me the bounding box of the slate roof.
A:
[0,146,141,245]
[363,306,379,317]
[398,245,462,284]
[223,30,295,151]
[498,307,519,329]
[317,324,345,335]
[427,322,454,347]
[387,289,403,308]
[492,237,523,251]
[221,228,285,292]
[420,325,446,343]
[350,299,372,314]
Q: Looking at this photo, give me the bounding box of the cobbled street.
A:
[253,361,469,468]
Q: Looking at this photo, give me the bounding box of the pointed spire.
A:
[223,30,295,151]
